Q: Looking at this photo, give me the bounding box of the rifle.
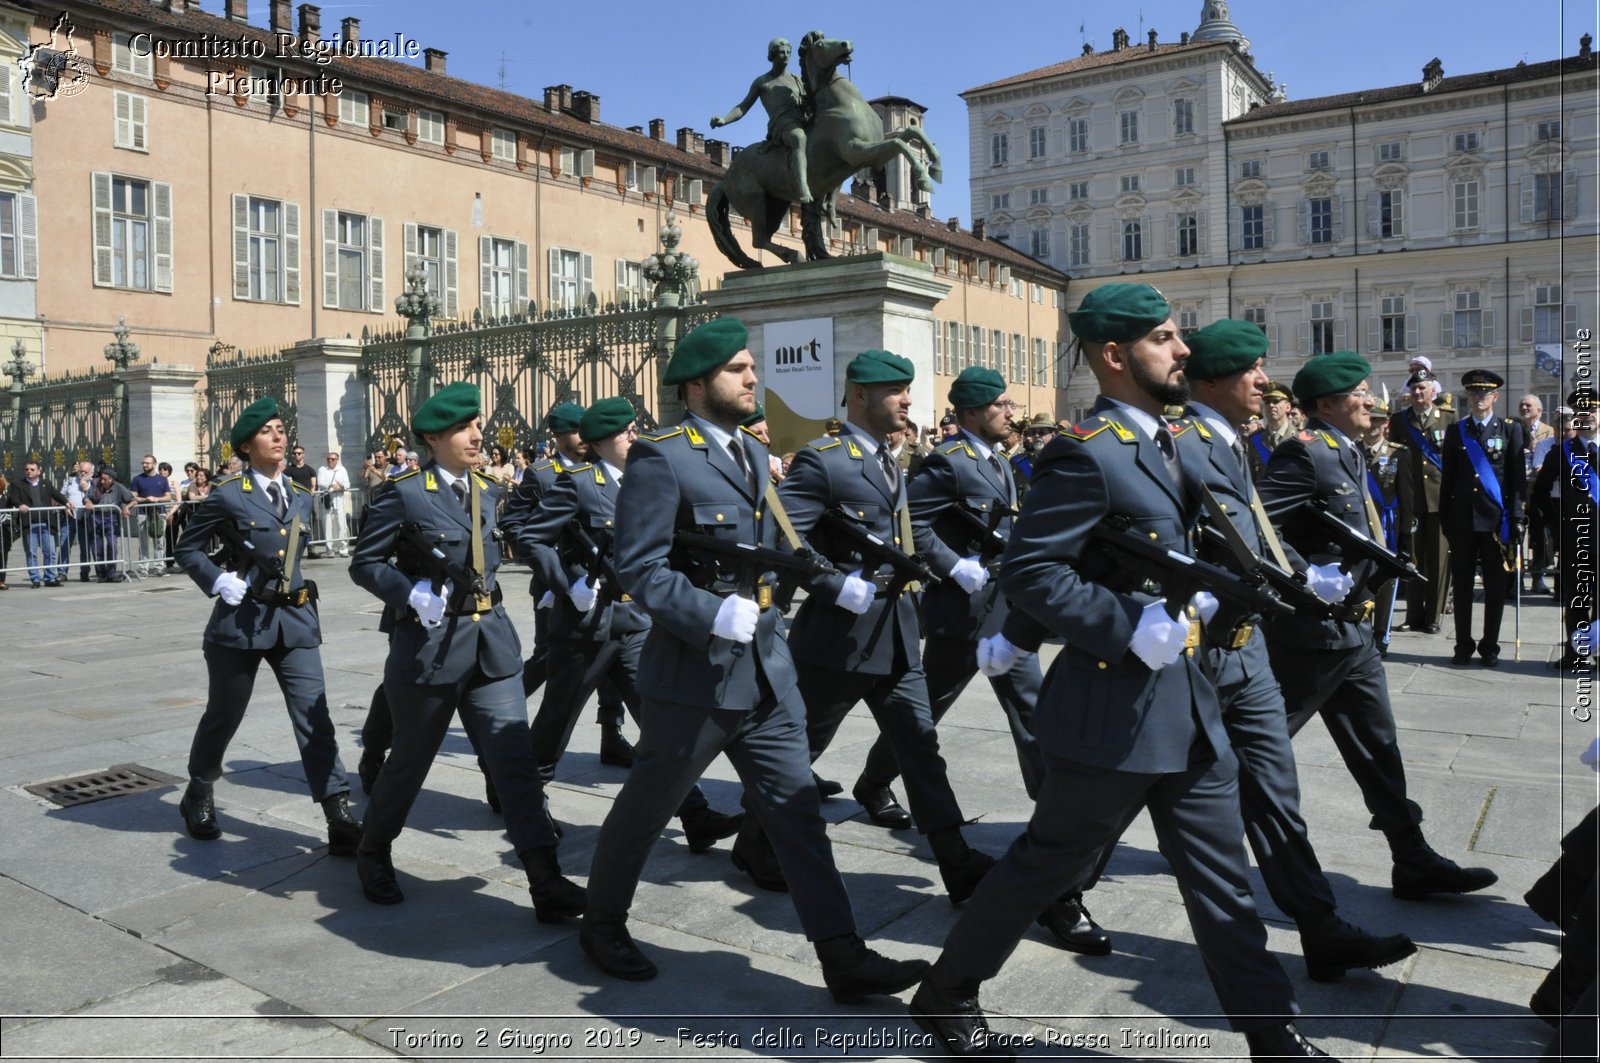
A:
[675,530,838,601]
[396,521,488,601]
[211,518,290,597]
[1305,503,1425,587]
[564,521,621,597]
[1194,485,1326,615]
[944,501,1010,567]
[820,505,942,593]
[1089,515,1293,622]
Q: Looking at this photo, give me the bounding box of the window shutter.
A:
[443,229,458,318]
[1166,212,1177,257]
[1562,170,1578,221]
[367,215,384,311]
[687,179,703,206]
[403,222,418,270]
[615,258,629,303]
[1296,199,1309,243]
[640,166,656,194]
[1113,223,1125,261]
[482,236,495,312]
[152,181,172,292]
[560,146,574,175]
[114,91,130,147]
[580,252,594,302]
[1330,196,1345,242]
[932,247,945,269]
[579,149,594,178]
[131,94,147,151]
[232,193,250,298]
[1368,317,1383,351]
[1229,212,1242,252]
[1565,303,1579,336]
[1296,321,1310,354]
[321,209,339,308]
[1196,210,1208,255]
[1405,314,1419,350]
[1333,318,1347,348]
[283,202,300,305]
[863,226,878,251]
[1439,311,1454,349]
[1481,309,1495,347]
[1365,191,1380,237]
[1519,307,1534,343]
[546,246,560,308]
[1264,324,1277,355]
[0,63,11,125]
[1520,175,1536,223]
[515,241,530,308]
[1262,202,1275,247]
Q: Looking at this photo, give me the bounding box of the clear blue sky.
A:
[315,1,1590,224]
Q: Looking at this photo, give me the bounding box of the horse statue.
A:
[706,32,942,270]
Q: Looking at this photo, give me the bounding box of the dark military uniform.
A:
[1439,412,1526,663]
[1535,431,1598,667]
[1363,433,1409,651]
[1389,402,1457,630]
[502,451,592,698]
[1245,420,1295,482]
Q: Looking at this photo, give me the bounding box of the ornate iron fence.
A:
[201,342,298,468]
[2,368,123,482]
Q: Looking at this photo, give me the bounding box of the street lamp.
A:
[103,316,141,371]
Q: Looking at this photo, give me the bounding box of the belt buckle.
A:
[756,584,773,610]
[292,588,309,607]
[619,593,632,603]
[475,594,494,613]
[1358,600,1375,622]
[1229,623,1254,650]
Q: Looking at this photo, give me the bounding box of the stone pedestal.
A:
[120,362,202,467]
[702,253,950,455]
[286,337,365,463]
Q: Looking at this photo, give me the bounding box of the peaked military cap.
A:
[741,402,767,428]
[230,396,282,449]
[1405,368,1438,388]
[412,381,481,435]
[1068,283,1171,344]
[845,348,915,387]
[947,366,1006,410]
[664,317,749,385]
[1293,351,1371,406]
[546,401,585,433]
[579,396,637,442]
[1568,385,1599,411]
[1262,380,1293,402]
[1461,368,1505,391]
[1183,319,1269,380]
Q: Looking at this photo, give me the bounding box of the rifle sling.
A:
[280,512,303,595]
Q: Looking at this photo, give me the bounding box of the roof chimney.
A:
[425,48,447,75]
[270,0,290,33]
[947,217,960,231]
[543,85,562,112]
[706,139,730,167]
[340,17,359,48]
[973,219,986,239]
[1421,57,1443,92]
[1082,42,1094,55]
[676,127,698,153]
[1147,28,1158,51]
[225,0,248,23]
[649,118,665,140]
[1180,31,1190,44]
[297,4,320,45]
[570,90,599,123]
[626,125,643,135]
[1112,27,1130,51]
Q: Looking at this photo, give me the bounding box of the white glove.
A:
[1190,590,1220,625]
[1573,621,1597,658]
[1128,600,1190,671]
[976,632,1022,677]
[711,594,760,643]
[211,571,248,606]
[407,579,449,629]
[568,575,598,613]
[1305,562,1356,605]
[835,570,876,615]
[536,590,556,609]
[949,556,990,595]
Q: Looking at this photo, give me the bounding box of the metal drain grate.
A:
[25,764,183,807]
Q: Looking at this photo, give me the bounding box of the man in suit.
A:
[1538,385,1597,671]
[173,398,360,853]
[1520,395,1556,595]
[745,349,994,905]
[349,382,586,923]
[1389,369,1456,633]
[506,396,743,852]
[911,285,1329,1061]
[1257,353,1497,902]
[1439,370,1527,667]
[581,317,928,1003]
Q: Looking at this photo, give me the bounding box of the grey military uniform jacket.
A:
[349,464,521,684]
[613,420,797,710]
[501,453,582,598]
[176,471,321,650]
[997,399,1230,775]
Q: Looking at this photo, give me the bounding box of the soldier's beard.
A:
[1130,355,1190,407]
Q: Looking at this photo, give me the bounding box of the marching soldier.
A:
[580,317,929,1003]
[507,396,744,852]
[1257,353,1497,901]
[1362,401,1409,654]
[1389,368,1457,633]
[1439,370,1526,667]
[173,398,361,853]
[1541,385,1599,670]
[349,382,586,923]
[911,285,1330,1061]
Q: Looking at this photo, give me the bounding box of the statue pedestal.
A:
[703,253,950,456]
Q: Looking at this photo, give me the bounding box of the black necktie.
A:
[1154,425,1181,486]
[266,482,286,519]
[451,480,468,511]
[728,439,755,494]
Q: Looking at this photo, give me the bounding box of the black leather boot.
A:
[679,806,745,854]
[929,828,996,906]
[1298,911,1415,981]
[522,846,587,924]
[1036,893,1112,955]
[321,792,362,856]
[731,822,787,892]
[579,914,657,980]
[1243,1022,1334,1059]
[356,847,402,905]
[907,978,1015,1058]
[1387,828,1498,899]
[815,933,930,1004]
[179,781,220,841]
[599,723,635,768]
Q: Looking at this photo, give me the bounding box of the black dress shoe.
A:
[1244,1022,1333,1060]
[522,845,587,923]
[1036,894,1112,956]
[580,916,658,980]
[813,771,844,798]
[908,980,1016,1059]
[1422,623,1441,634]
[680,807,745,854]
[598,725,635,768]
[852,780,913,829]
[356,849,403,905]
[816,934,931,1004]
[731,830,788,892]
[1392,838,1498,899]
[357,750,384,795]
[939,848,996,907]
[1299,913,1415,982]
[179,783,221,841]
[1450,648,1474,666]
[1480,652,1500,668]
[321,793,362,856]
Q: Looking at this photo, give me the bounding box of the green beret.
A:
[412,381,482,435]
[664,317,748,385]
[1183,320,1268,380]
[230,397,282,450]
[1292,351,1371,407]
[845,349,915,387]
[546,402,585,433]
[1068,283,1171,344]
[947,367,1005,410]
[579,397,637,443]
[741,402,767,428]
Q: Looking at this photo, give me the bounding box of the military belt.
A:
[707,580,777,610]
[250,580,318,608]
[1330,598,1376,624]
[445,584,503,616]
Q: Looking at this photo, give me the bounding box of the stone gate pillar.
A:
[120,362,202,467]
[286,337,365,464]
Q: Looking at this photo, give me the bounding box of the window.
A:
[339,91,369,127]
[382,107,407,133]
[1375,189,1403,238]
[1121,218,1143,261]
[1069,181,1089,201]
[1306,150,1330,171]
[1308,197,1335,244]
[480,237,525,318]
[1174,167,1195,188]
[990,132,1009,166]
[1533,284,1565,344]
[1030,227,1050,259]
[404,223,458,318]
[0,192,38,279]
[615,259,645,305]
[1240,159,1262,180]
[947,321,964,371]
[1120,174,1141,194]
[1174,212,1200,258]
[1031,283,1044,304]
[1068,222,1090,267]
[1453,131,1480,153]
[1029,187,1049,206]
[969,326,986,371]
[1452,178,1480,231]
[1377,141,1404,163]
[1010,333,1025,382]
[1537,119,1562,141]
[1172,98,1194,136]
[1241,204,1266,250]
[232,194,302,305]
[1449,290,1482,348]
[113,90,147,151]
[547,246,592,311]
[933,319,944,375]
[1530,173,1567,222]
[1309,299,1335,354]
[491,129,516,162]
[1177,305,1200,332]
[416,109,444,145]
[1068,117,1089,154]
[333,213,368,310]
[991,192,1010,211]
[1119,109,1139,144]
[1243,306,1268,331]
[1379,294,1409,351]
[112,33,152,78]
[1032,338,1049,387]
[1028,125,1046,158]
[92,173,171,292]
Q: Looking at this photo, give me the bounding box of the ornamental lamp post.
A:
[5,339,34,467]
[644,211,702,426]
[103,317,140,474]
[395,263,443,419]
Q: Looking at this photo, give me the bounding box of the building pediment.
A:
[1372,162,1409,181]
[1171,187,1203,209]
[1301,172,1338,196]
[1026,206,1052,221]
[1115,193,1146,215]
[989,211,1015,226]
[986,110,1014,126]
[1063,96,1093,114]
[1445,159,1485,181]
[1112,85,1146,104]
[1023,103,1051,118]
[1066,203,1093,219]
[1165,76,1202,95]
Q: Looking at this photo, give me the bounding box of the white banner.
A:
[762,316,835,419]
